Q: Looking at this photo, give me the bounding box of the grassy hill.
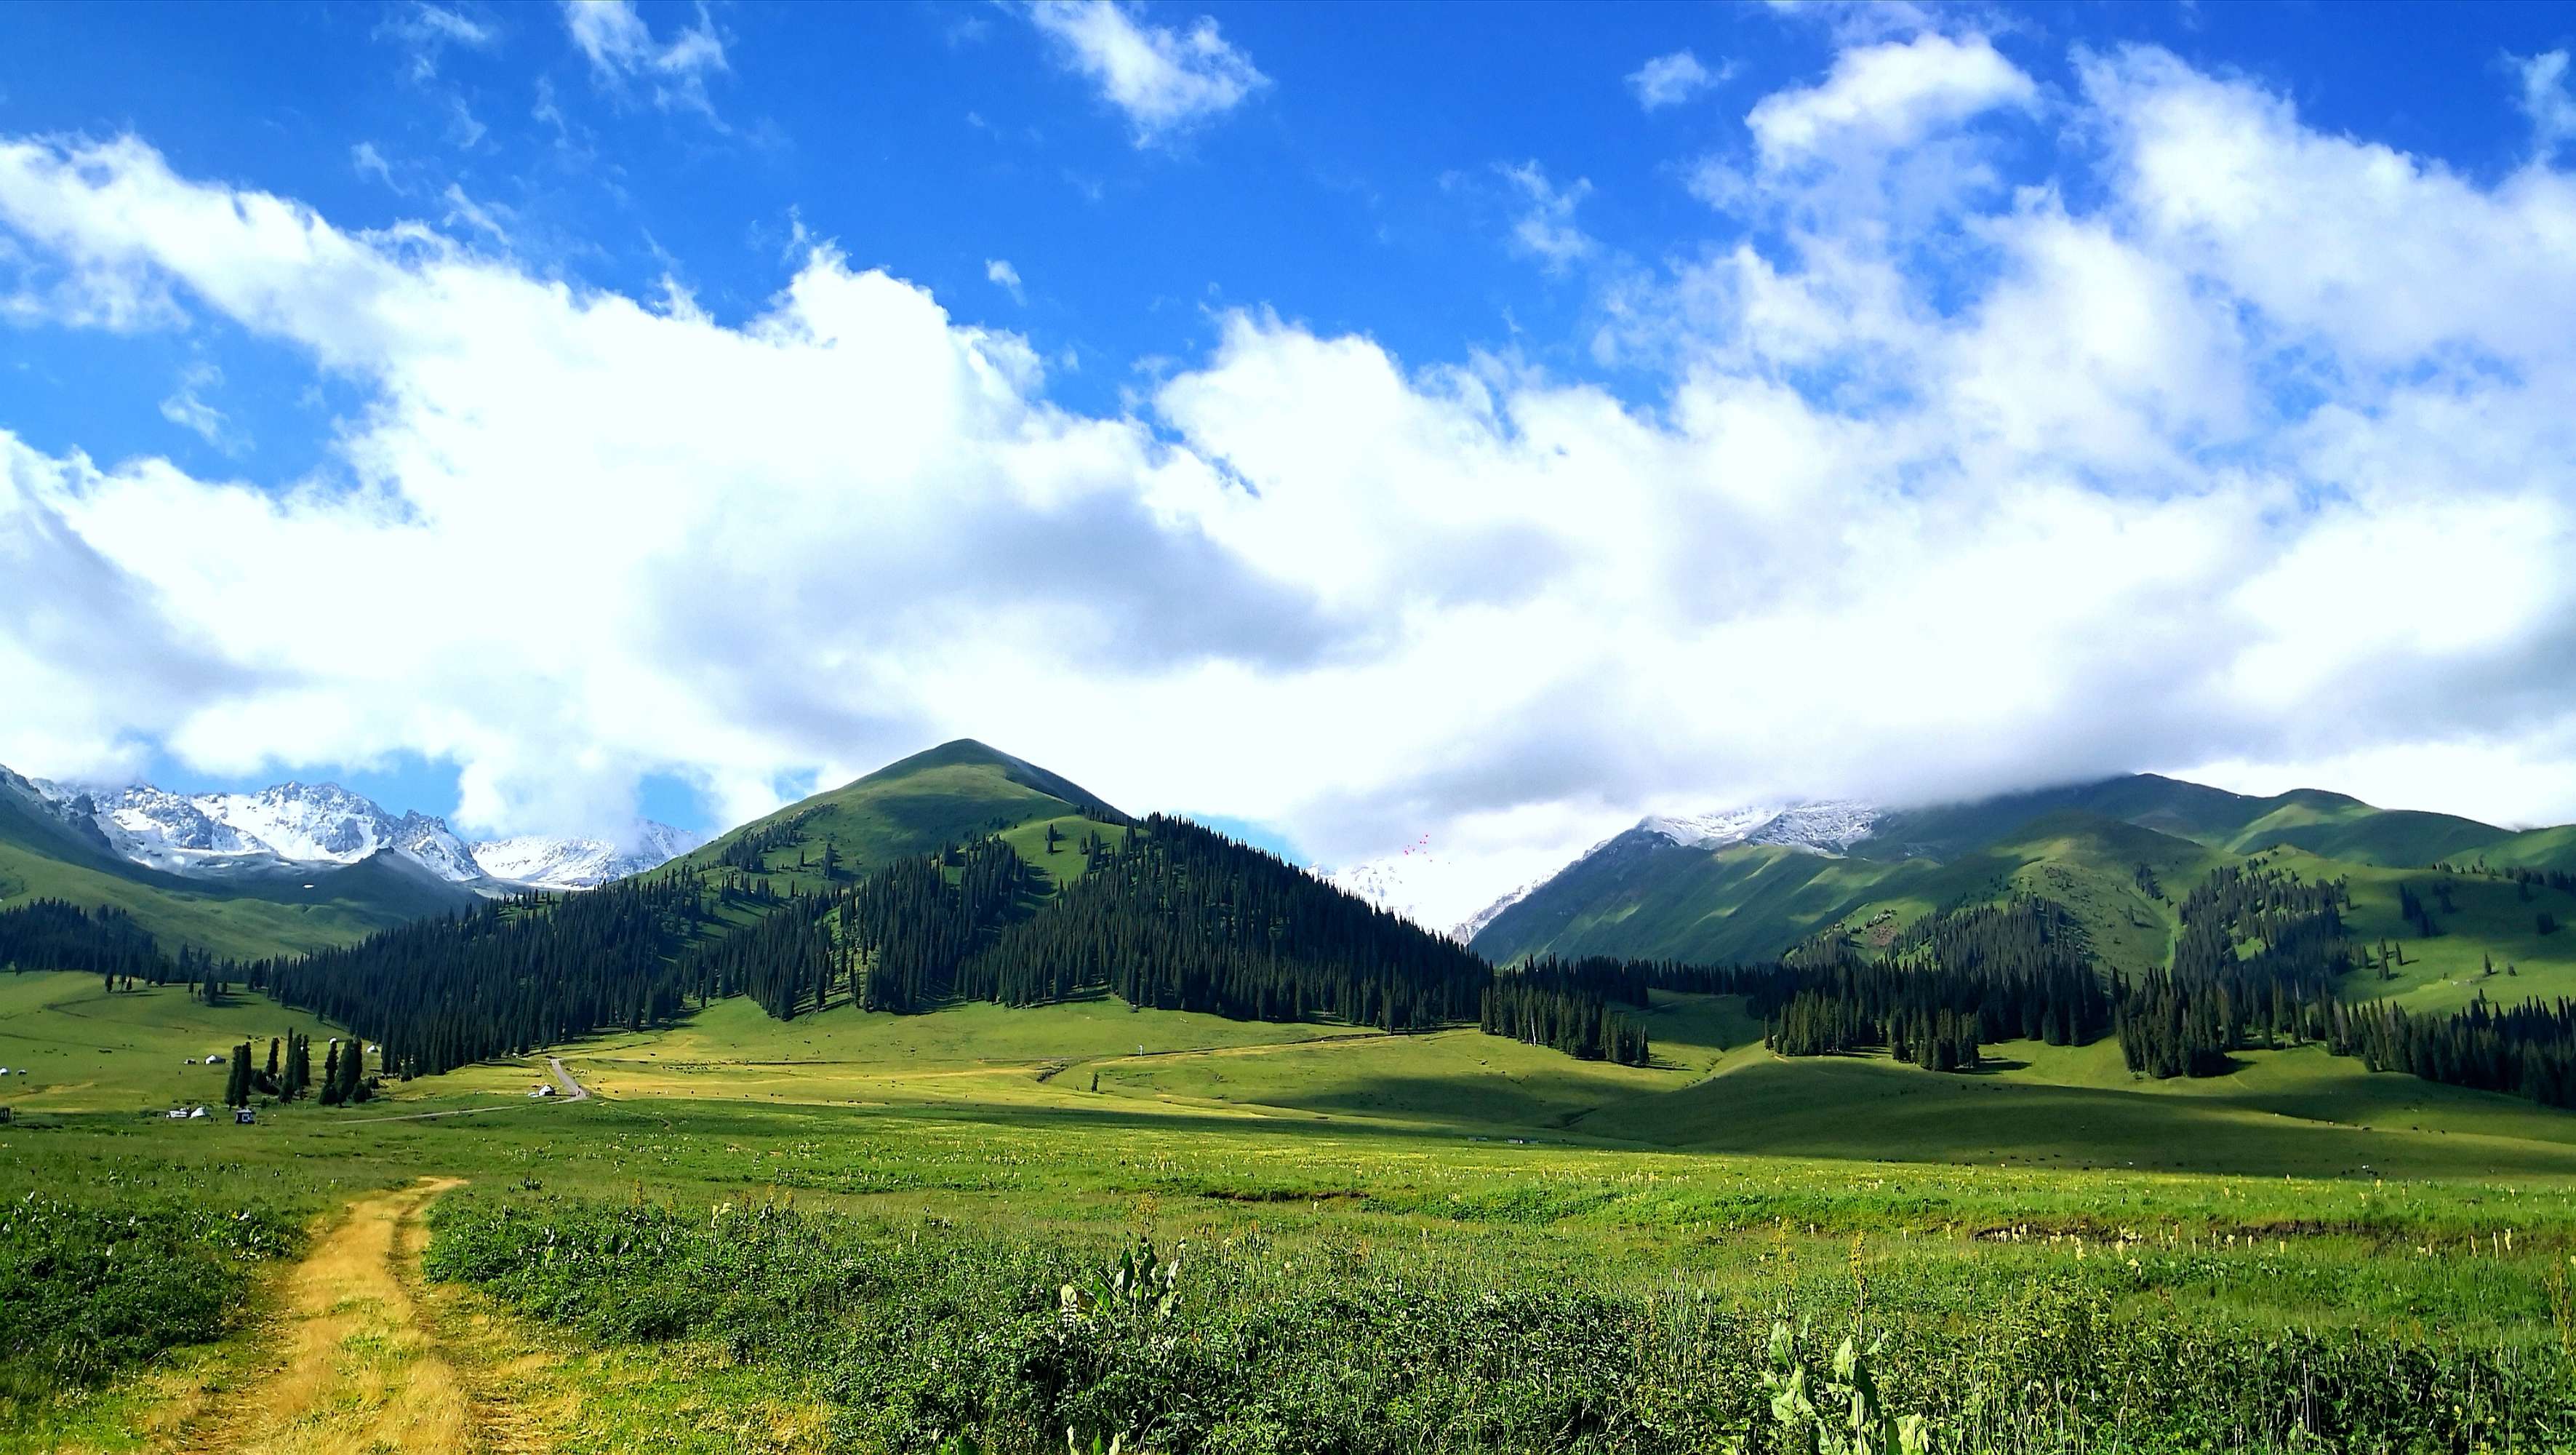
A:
[0,774,478,962]
[667,738,1127,882]
[644,738,1136,958]
[1474,773,2576,989]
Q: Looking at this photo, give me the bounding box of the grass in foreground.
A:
[9,976,2576,1451]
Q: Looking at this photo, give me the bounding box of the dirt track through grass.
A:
[169,1177,533,1455]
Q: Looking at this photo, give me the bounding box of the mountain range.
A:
[1467,773,2576,974]
[0,765,703,961]
[9,741,2576,998]
[15,773,697,893]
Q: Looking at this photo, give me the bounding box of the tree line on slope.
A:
[15,824,2564,1101]
[1479,958,1653,1065]
[189,816,1648,1074]
[243,877,708,1077]
[0,899,166,984]
[1564,859,2576,1107]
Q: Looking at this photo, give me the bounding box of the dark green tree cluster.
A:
[711,810,815,873]
[956,816,1492,1031]
[2396,882,2444,938]
[279,1030,315,1100]
[316,1036,373,1105]
[2337,994,2575,1107]
[2119,863,2350,1078]
[1887,1005,1982,1072]
[1479,960,1650,1064]
[868,840,1036,1011]
[1760,898,2105,1069]
[247,877,708,1077]
[0,898,167,984]
[692,882,848,1019]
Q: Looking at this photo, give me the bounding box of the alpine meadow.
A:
[7,4,2576,1454]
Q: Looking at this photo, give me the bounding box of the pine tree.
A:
[223,1043,252,1107]
[285,1032,312,1101]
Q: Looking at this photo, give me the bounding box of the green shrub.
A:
[427,1192,2576,1454]
[0,1191,302,1406]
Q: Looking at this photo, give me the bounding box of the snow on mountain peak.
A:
[1638,805,1791,848]
[1315,834,1486,944]
[16,769,695,891]
[1638,801,1879,856]
[470,826,703,890]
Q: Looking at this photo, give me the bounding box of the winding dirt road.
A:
[162,1178,545,1455]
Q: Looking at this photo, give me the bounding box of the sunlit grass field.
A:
[8,968,2576,1451]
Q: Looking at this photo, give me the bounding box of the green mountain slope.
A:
[1474,773,2576,981]
[2475,824,2576,871]
[1476,808,2221,971]
[0,772,477,961]
[666,738,1127,882]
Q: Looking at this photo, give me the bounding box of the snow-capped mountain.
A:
[1640,801,1879,856]
[32,778,488,882]
[20,773,693,890]
[471,824,703,890]
[1316,835,1489,944]
[1455,876,1548,945]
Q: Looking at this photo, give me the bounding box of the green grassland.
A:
[0,972,345,1115]
[17,965,2574,1184]
[9,973,2576,1451]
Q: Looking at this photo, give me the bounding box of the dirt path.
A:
[166,1177,540,1455]
[547,1055,591,1100]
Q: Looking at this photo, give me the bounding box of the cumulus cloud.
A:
[2517,49,2575,159]
[562,0,727,115]
[1746,31,2036,166]
[3,35,2575,920]
[1026,0,1268,145]
[1628,50,1724,110]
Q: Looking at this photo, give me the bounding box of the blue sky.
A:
[12,1,2564,469]
[4,1,2575,917]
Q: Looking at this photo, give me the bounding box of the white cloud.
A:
[4,36,2576,921]
[381,2,497,83]
[1026,0,1268,146]
[562,0,727,115]
[156,362,243,453]
[985,258,1025,302]
[1628,50,1724,110]
[1497,162,1595,272]
[351,142,397,189]
[439,183,511,244]
[1747,31,2036,166]
[2517,49,2576,159]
